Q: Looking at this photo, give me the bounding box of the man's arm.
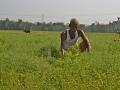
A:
[78,30,91,52]
[60,32,65,56]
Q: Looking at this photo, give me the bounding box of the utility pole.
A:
[41,14,45,23]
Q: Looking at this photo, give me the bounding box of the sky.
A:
[0,0,120,25]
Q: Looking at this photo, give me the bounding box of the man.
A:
[61,18,91,56]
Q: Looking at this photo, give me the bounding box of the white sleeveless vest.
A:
[64,30,78,50]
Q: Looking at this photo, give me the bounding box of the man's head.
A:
[69,18,80,29]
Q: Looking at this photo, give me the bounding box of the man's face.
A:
[70,24,79,30]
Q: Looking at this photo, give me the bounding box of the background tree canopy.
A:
[0,18,120,33]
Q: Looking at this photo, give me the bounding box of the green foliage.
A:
[1,18,120,32]
[0,31,120,90]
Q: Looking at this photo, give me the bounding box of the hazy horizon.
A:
[0,0,120,25]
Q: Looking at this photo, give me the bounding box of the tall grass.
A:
[0,31,120,90]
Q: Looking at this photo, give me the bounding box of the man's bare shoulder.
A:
[61,31,65,35]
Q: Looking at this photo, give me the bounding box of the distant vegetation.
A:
[0,18,66,32]
[0,18,120,32]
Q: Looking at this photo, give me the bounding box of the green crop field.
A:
[0,31,120,90]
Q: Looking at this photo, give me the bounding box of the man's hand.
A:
[79,41,91,52]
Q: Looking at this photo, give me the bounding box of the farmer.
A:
[61,18,91,56]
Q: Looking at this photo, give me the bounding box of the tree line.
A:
[0,18,120,33]
[85,20,120,33]
[0,18,67,32]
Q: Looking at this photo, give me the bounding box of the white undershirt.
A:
[64,30,78,50]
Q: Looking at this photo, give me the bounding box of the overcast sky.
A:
[0,0,120,24]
